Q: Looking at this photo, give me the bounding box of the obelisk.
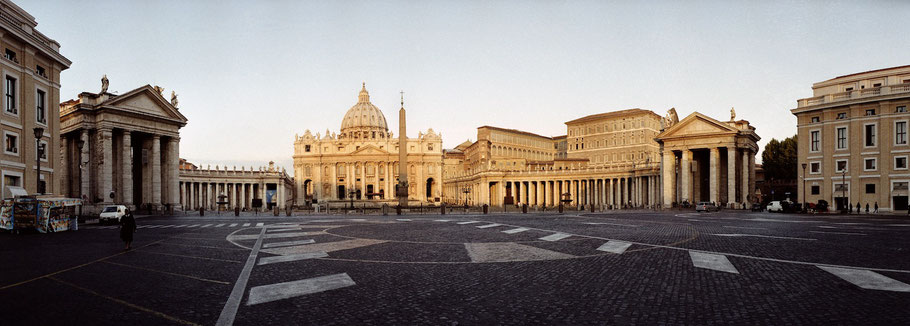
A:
[397,91,409,208]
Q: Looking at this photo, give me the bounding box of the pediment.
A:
[658,112,738,139]
[351,145,390,155]
[100,85,187,123]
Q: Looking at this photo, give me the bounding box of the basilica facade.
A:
[292,84,443,207]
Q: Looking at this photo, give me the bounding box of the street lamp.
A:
[462,187,470,207]
[841,170,847,213]
[348,189,356,209]
[801,163,807,213]
[33,127,43,195]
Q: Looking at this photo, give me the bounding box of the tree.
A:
[761,135,798,181]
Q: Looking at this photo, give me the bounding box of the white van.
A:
[766,201,783,212]
[99,205,128,224]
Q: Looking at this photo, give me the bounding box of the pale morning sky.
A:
[21,0,910,171]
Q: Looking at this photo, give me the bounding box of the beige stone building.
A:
[179,160,294,211]
[0,0,71,198]
[443,109,664,209]
[655,111,760,208]
[292,84,443,207]
[792,65,910,212]
[59,82,187,213]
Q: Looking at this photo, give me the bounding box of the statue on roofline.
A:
[730,107,736,121]
[171,91,179,108]
[100,74,109,94]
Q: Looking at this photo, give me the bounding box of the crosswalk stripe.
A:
[243,223,251,227]
[215,224,225,227]
[539,233,571,241]
[597,241,632,254]
[395,219,412,222]
[476,223,501,229]
[187,224,200,228]
[457,221,481,225]
[501,227,529,234]
[257,252,328,265]
[201,224,213,228]
[818,266,910,292]
[689,251,739,274]
[434,219,450,222]
[229,223,238,227]
[262,239,316,249]
[247,273,355,306]
[174,225,187,228]
[256,223,264,227]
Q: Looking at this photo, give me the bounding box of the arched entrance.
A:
[303,179,313,205]
[426,178,435,202]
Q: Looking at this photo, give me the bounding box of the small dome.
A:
[340,83,388,136]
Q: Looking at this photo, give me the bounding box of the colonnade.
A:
[447,175,659,209]
[180,181,284,210]
[662,146,755,208]
[306,161,442,202]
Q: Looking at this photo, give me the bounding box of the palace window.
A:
[3,49,15,62]
[836,159,848,173]
[896,156,908,170]
[864,158,876,171]
[866,184,875,194]
[35,65,47,78]
[36,90,46,124]
[810,130,820,152]
[5,76,16,114]
[811,116,820,123]
[810,162,820,174]
[836,127,847,149]
[836,112,846,120]
[37,140,47,161]
[896,121,907,145]
[304,145,311,152]
[811,185,820,195]
[897,106,907,113]
[865,109,876,116]
[864,124,876,147]
[4,132,17,155]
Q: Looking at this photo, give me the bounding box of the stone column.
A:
[150,135,161,208]
[709,147,719,205]
[80,130,90,201]
[680,149,691,203]
[330,164,337,200]
[727,147,737,208]
[661,149,676,208]
[99,128,113,204]
[59,136,69,197]
[749,153,756,205]
[120,131,133,207]
[168,138,179,209]
[741,150,750,207]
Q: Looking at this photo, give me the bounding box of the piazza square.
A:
[1,1,908,325]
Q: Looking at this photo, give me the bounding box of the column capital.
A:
[122,130,131,136]
[151,134,161,140]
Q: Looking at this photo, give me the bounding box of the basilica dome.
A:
[340,83,389,139]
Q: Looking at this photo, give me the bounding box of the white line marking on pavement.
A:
[476,223,502,229]
[230,232,317,241]
[229,223,238,227]
[723,226,767,230]
[187,224,200,228]
[457,221,481,225]
[174,225,187,228]
[818,266,910,292]
[501,227,529,234]
[262,239,316,249]
[710,233,817,241]
[201,224,213,228]
[434,219,450,222]
[395,219,412,221]
[597,241,632,254]
[836,222,869,225]
[689,251,739,274]
[267,228,301,233]
[215,224,225,227]
[247,273,356,306]
[160,225,174,228]
[887,224,910,227]
[216,227,267,326]
[747,218,822,223]
[583,222,640,227]
[256,223,264,227]
[539,233,571,241]
[809,231,868,236]
[257,252,328,265]
[817,225,839,229]
[242,223,251,227]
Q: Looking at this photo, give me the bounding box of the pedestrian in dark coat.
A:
[874,202,879,213]
[119,209,137,250]
[865,203,870,214]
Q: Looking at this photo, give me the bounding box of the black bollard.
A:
[234,207,240,216]
[483,204,489,214]
[199,207,205,216]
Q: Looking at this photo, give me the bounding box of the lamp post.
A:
[801,163,807,213]
[33,127,44,195]
[462,187,470,207]
[348,189,356,209]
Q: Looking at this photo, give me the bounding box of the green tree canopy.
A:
[761,135,798,181]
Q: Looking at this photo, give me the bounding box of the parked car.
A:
[766,201,783,212]
[695,202,718,212]
[815,200,829,212]
[751,203,763,212]
[99,205,128,224]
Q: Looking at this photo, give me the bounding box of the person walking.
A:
[119,209,137,250]
[874,202,879,213]
[856,202,861,214]
[865,203,870,214]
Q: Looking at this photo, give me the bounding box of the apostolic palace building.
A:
[292,84,443,207]
[792,65,910,212]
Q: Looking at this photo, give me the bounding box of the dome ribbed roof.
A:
[340,83,388,133]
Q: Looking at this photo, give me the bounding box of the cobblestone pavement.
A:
[2,210,909,325]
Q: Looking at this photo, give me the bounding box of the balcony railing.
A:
[797,84,910,108]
